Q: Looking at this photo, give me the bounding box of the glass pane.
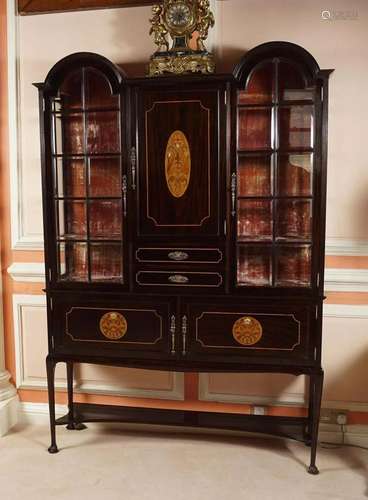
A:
[237,200,272,241]
[238,62,273,105]
[55,158,86,197]
[237,156,272,197]
[58,201,87,239]
[277,154,312,196]
[237,246,272,286]
[89,200,122,239]
[85,68,119,109]
[279,62,314,101]
[238,108,272,150]
[58,242,88,281]
[87,112,120,154]
[276,200,312,241]
[276,245,311,287]
[58,70,82,110]
[89,158,121,197]
[54,114,84,155]
[279,106,313,150]
[90,243,122,281]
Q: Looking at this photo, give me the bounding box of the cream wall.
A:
[5,0,368,417]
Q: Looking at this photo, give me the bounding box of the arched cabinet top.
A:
[35,52,126,96]
[233,41,322,89]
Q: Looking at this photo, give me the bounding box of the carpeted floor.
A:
[0,423,367,500]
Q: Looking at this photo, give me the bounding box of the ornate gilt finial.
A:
[148,1,215,76]
[196,0,215,51]
[149,4,169,53]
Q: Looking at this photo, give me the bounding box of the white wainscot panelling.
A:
[12,295,184,400]
[325,238,368,257]
[7,0,44,250]
[7,262,45,283]
[200,304,368,412]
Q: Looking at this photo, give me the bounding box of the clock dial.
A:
[166,2,192,28]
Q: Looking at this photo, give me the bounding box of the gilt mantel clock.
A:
[149,0,215,75]
[35,37,333,474]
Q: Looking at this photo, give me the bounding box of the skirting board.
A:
[18,402,368,447]
[0,396,19,437]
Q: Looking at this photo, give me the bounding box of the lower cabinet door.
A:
[182,299,315,365]
[52,294,176,360]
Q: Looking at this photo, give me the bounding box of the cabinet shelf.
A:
[52,107,120,114]
[236,100,314,109]
[52,153,122,159]
[236,195,313,200]
[55,402,309,443]
[54,196,122,201]
[237,148,314,155]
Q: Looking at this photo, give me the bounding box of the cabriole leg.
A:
[304,376,316,446]
[308,370,324,475]
[66,362,86,431]
[46,355,58,453]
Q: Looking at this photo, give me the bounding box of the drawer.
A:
[136,271,223,288]
[52,295,175,359]
[135,247,223,264]
[184,300,313,363]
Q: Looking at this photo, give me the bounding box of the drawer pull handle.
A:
[182,315,187,356]
[170,315,176,355]
[168,251,189,261]
[168,275,189,284]
[231,172,237,217]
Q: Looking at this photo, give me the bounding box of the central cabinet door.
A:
[133,80,226,239]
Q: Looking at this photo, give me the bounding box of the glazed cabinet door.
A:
[181,298,316,366]
[40,56,128,289]
[232,52,323,293]
[131,80,227,241]
[51,293,176,360]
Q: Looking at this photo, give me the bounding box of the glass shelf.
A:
[238,108,273,150]
[275,245,311,287]
[276,199,312,241]
[237,200,273,241]
[237,156,272,197]
[237,245,272,286]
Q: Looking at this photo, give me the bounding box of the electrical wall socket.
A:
[320,408,348,425]
[252,406,266,416]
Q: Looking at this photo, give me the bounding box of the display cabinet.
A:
[35,42,332,474]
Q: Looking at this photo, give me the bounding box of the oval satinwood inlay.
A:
[99,312,127,340]
[165,130,191,198]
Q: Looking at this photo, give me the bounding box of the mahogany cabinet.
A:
[35,42,332,474]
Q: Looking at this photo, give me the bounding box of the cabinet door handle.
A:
[168,251,189,261]
[182,315,187,356]
[130,146,136,191]
[122,174,127,217]
[170,315,176,355]
[168,275,189,284]
[231,172,237,216]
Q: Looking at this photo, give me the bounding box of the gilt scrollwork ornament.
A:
[149,4,170,52]
[197,0,215,51]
